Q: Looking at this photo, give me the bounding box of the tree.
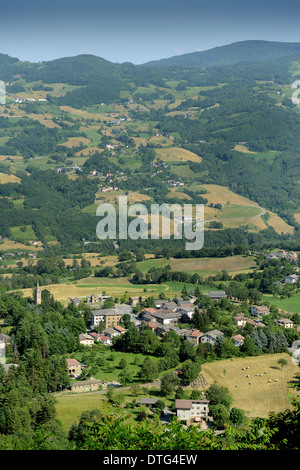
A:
[160,372,180,396]
[118,368,133,386]
[139,357,159,383]
[155,399,165,416]
[102,297,115,309]
[240,336,260,356]
[179,340,196,362]
[118,358,127,369]
[229,407,245,425]
[205,383,233,409]
[180,360,201,385]
[277,358,287,369]
[210,404,229,429]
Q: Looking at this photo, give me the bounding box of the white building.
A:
[0,341,5,365]
[175,399,210,423]
[284,274,299,284]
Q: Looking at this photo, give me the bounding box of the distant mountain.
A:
[142,40,300,68]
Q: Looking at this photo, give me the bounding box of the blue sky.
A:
[1,0,300,63]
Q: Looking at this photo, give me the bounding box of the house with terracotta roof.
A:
[113,325,126,334]
[66,358,81,378]
[98,334,112,345]
[231,334,244,347]
[144,321,159,331]
[184,329,203,346]
[89,332,101,342]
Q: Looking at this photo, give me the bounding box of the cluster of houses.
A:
[13,97,47,103]
[235,305,295,330]
[79,324,126,347]
[266,249,298,262]
[64,292,299,424]
[139,397,210,425]
[75,291,297,351]
[70,293,111,307]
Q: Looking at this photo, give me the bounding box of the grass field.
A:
[0,238,41,251]
[215,205,262,219]
[10,225,37,242]
[169,255,256,276]
[261,293,300,314]
[155,147,202,163]
[19,277,168,304]
[59,137,91,148]
[0,174,21,184]
[199,184,260,206]
[54,352,299,431]
[16,253,257,302]
[201,353,299,418]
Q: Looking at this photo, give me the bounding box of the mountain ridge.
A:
[2,39,300,72]
[141,39,300,68]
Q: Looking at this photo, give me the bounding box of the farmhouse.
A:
[251,305,270,317]
[179,304,196,320]
[154,300,178,311]
[234,313,248,327]
[147,310,182,326]
[89,332,101,342]
[231,334,244,347]
[234,313,265,328]
[70,297,81,307]
[175,399,210,424]
[155,324,188,337]
[184,329,203,346]
[103,327,121,338]
[139,398,159,407]
[66,358,81,378]
[209,290,227,301]
[284,274,299,284]
[70,379,104,393]
[200,329,224,346]
[98,335,112,345]
[143,321,159,332]
[129,296,144,306]
[113,325,126,334]
[79,333,94,346]
[277,318,294,329]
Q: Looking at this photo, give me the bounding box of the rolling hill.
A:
[143,39,300,68]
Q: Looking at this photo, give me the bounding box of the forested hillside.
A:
[1,40,300,251]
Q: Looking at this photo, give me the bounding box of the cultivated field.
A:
[199,184,260,206]
[200,353,299,418]
[18,277,168,304]
[169,255,256,276]
[59,137,91,148]
[0,238,41,251]
[155,147,203,162]
[0,174,21,184]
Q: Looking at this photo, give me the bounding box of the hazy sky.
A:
[1,0,300,63]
